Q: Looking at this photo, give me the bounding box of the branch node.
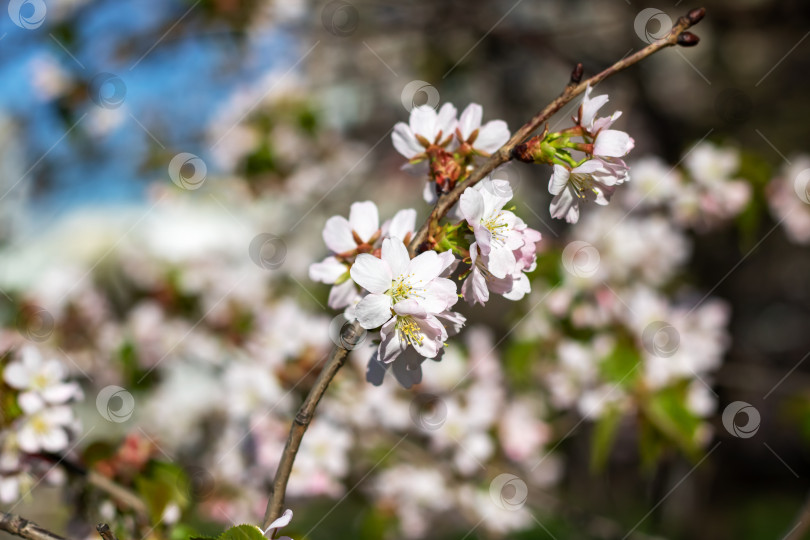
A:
[569,63,584,85]
[96,524,118,540]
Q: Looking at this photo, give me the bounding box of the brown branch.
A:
[407,7,706,257]
[95,524,117,540]
[86,471,149,523]
[261,323,363,528]
[0,513,71,540]
[261,7,705,528]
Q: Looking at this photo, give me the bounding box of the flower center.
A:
[481,212,509,244]
[388,274,418,303]
[32,373,51,390]
[570,173,599,200]
[397,316,424,347]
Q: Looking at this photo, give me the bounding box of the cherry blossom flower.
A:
[459,178,524,274]
[548,160,628,224]
[15,393,75,454]
[264,508,294,540]
[392,103,458,162]
[3,346,81,405]
[456,103,510,156]
[350,238,457,362]
[310,202,416,309]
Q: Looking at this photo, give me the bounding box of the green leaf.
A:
[642,384,702,460]
[590,407,622,472]
[598,340,641,388]
[218,524,267,540]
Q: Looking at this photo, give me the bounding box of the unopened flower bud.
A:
[570,63,584,85]
[677,32,700,47]
[687,7,706,25]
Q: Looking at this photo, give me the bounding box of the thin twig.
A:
[86,471,149,523]
[261,8,706,528]
[0,513,71,540]
[95,523,118,540]
[407,8,706,256]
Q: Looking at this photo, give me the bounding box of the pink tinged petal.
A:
[22,346,43,369]
[328,280,359,310]
[549,164,571,195]
[462,267,489,306]
[0,477,19,503]
[41,383,79,405]
[459,186,485,224]
[486,246,518,279]
[309,257,347,284]
[381,237,411,278]
[393,299,428,317]
[349,201,380,242]
[407,250,445,283]
[16,427,40,453]
[437,310,466,336]
[267,509,293,531]
[475,120,510,154]
[422,180,437,204]
[593,130,634,158]
[473,226,493,255]
[386,208,417,241]
[410,105,438,140]
[581,93,609,128]
[502,273,531,301]
[39,428,68,453]
[355,294,393,329]
[411,315,446,358]
[379,317,406,363]
[2,362,30,389]
[592,111,622,132]
[549,189,575,221]
[423,278,459,312]
[436,250,456,275]
[392,122,423,158]
[572,159,607,174]
[18,392,44,414]
[458,103,483,139]
[436,103,458,137]
[322,216,356,253]
[350,254,392,294]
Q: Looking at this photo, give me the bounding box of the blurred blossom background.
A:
[0,0,809,539]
